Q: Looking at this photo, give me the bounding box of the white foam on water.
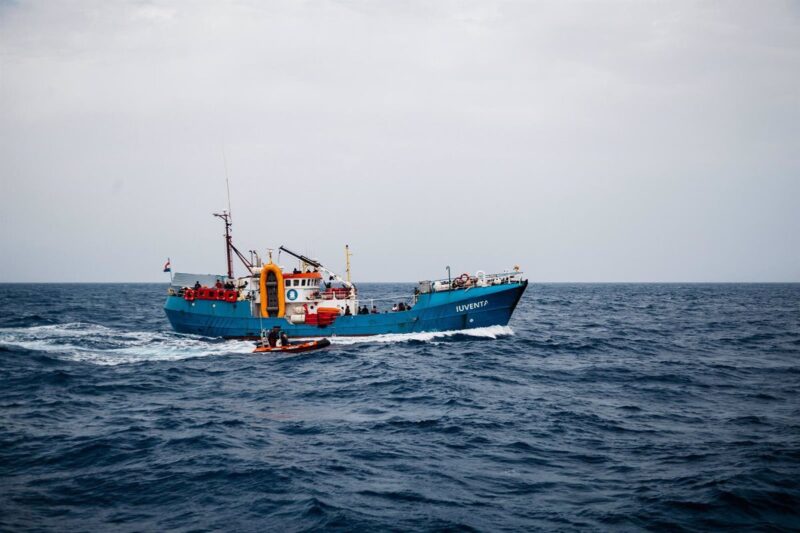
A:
[324,325,515,346]
[0,322,252,366]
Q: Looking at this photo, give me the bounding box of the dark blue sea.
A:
[1,283,799,531]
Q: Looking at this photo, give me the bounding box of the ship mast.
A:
[213,211,234,278]
[211,149,252,279]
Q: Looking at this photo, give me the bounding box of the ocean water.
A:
[1,283,799,531]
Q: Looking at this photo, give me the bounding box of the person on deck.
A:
[398,302,406,311]
[194,281,201,290]
[280,331,290,347]
[344,306,352,316]
[372,306,379,314]
[215,280,223,289]
[391,304,398,312]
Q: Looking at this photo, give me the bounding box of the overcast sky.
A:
[1,0,798,282]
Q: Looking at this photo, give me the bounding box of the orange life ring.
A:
[184,289,195,301]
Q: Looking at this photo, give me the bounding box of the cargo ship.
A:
[164,211,527,338]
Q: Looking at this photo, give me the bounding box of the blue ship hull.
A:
[164,281,527,338]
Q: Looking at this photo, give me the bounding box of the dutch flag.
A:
[163,259,171,273]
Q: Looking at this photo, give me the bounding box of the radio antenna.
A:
[213,145,251,279]
[222,146,232,220]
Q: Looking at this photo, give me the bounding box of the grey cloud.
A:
[1,0,798,282]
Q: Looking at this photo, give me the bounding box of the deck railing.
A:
[421,271,525,293]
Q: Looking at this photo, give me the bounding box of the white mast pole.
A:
[223,146,232,219]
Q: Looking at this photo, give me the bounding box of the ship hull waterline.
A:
[165,281,527,339]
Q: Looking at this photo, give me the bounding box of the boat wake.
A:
[0,323,252,366]
[0,323,514,366]
[325,325,515,345]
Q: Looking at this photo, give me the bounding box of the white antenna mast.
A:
[213,146,238,279]
[222,146,232,219]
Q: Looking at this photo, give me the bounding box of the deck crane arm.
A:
[278,246,353,289]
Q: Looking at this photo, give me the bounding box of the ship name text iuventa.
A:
[164,211,527,338]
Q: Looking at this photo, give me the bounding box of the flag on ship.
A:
[163,259,171,272]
